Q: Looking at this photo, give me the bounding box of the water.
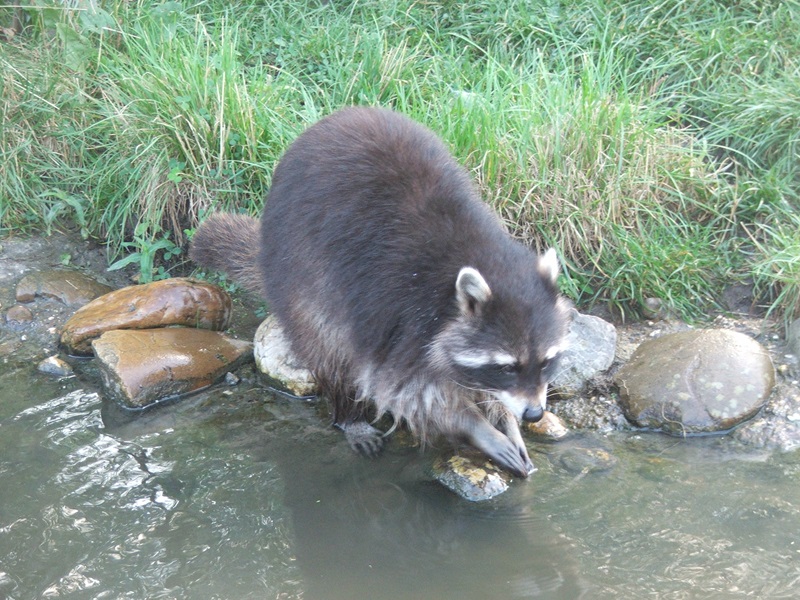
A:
[1,363,799,600]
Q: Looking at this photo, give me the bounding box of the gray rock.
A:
[16,269,113,307]
[615,329,775,435]
[551,394,630,432]
[551,311,617,396]
[92,328,253,408]
[788,318,800,358]
[734,382,800,452]
[254,316,316,396]
[432,454,511,501]
[37,355,73,377]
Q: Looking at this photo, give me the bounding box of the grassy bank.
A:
[1,0,799,321]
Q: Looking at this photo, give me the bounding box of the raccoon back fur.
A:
[190,107,570,477]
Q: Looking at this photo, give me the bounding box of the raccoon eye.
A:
[496,363,518,376]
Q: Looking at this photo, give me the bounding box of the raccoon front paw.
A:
[339,421,386,457]
[471,425,535,478]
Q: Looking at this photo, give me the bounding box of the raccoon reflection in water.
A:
[190,107,570,477]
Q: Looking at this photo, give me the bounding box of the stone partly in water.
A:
[37,355,74,377]
[432,454,511,501]
[615,329,775,435]
[254,316,316,397]
[61,278,232,355]
[16,269,114,307]
[551,311,617,397]
[525,410,570,441]
[92,328,253,408]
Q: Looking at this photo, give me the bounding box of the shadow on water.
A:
[2,361,800,599]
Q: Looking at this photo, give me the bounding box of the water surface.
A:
[1,364,798,599]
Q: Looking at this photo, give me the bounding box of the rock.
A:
[734,382,800,452]
[432,454,511,501]
[254,316,316,396]
[92,328,253,408]
[788,318,800,358]
[525,410,570,440]
[37,355,74,377]
[558,447,618,474]
[551,311,617,396]
[61,278,232,355]
[5,304,33,323]
[16,269,113,306]
[615,329,775,435]
[551,394,630,432]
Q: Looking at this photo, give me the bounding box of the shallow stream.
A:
[1,361,798,599]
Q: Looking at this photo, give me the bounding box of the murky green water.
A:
[1,362,799,600]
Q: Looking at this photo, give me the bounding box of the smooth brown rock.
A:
[61,278,232,355]
[5,304,34,323]
[615,329,775,435]
[92,328,253,408]
[16,269,113,306]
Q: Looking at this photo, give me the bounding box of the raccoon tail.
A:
[189,213,263,295]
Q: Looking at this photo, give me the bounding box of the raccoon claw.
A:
[340,421,386,458]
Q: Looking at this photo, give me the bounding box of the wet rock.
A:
[551,394,630,432]
[525,410,570,440]
[61,278,232,355]
[254,316,316,396]
[5,304,33,323]
[788,318,800,358]
[92,328,253,408]
[558,447,618,474]
[16,269,113,306]
[551,311,616,397]
[615,329,775,435]
[432,454,511,501]
[734,382,800,452]
[37,355,74,377]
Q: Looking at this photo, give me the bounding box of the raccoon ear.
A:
[538,248,560,284]
[456,267,492,316]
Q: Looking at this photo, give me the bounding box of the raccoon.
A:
[190,107,570,477]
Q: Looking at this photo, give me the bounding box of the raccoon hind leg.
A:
[317,373,386,457]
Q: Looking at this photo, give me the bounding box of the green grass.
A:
[2,0,799,321]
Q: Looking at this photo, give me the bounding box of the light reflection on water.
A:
[1,364,799,599]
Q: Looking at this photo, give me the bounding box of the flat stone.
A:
[61,278,232,355]
[5,304,33,323]
[16,269,113,306]
[254,316,316,396]
[92,328,253,408]
[551,311,617,397]
[432,454,511,501]
[615,329,775,435]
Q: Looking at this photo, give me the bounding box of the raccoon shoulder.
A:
[189,213,263,295]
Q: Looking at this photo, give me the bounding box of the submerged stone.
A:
[5,304,33,323]
[61,278,232,355]
[254,316,316,396]
[16,269,113,306]
[615,329,775,435]
[432,454,511,501]
[92,328,253,408]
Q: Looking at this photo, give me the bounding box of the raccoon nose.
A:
[521,405,544,423]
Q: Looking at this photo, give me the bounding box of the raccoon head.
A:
[430,249,570,423]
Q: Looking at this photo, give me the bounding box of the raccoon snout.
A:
[521,405,544,423]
